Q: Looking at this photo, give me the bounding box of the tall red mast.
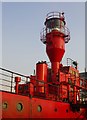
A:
[40,12,70,83]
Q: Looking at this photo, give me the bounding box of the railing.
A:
[46,11,65,20]
[0,67,29,93]
[0,67,87,104]
[67,58,78,68]
[69,90,87,103]
[40,11,70,44]
[40,25,70,44]
[40,27,46,44]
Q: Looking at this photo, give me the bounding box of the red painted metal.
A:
[36,61,47,83]
[44,12,68,83]
[1,91,86,118]
[36,61,47,93]
[30,75,36,86]
[15,77,21,94]
[1,11,87,119]
[46,31,65,63]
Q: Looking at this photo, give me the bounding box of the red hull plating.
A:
[1,91,86,119]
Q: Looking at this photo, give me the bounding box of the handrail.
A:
[0,67,28,78]
[0,67,29,92]
[0,67,87,104]
[40,25,70,44]
[67,58,78,67]
[46,11,65,20]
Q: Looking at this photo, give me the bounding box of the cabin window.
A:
[37,105,42,112]
[17,103,23,111]
[2,102,8,109]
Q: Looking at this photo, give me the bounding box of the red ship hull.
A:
[1,91,86,119]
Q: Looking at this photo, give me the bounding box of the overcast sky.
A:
[2,2,85,75]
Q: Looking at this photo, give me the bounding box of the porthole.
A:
[17,103,23,111]
[2,102,8,109]
[37,105,42,112]
[54,108,57,112]
[66,109,68,113]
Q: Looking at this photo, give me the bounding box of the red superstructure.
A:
[0,12,87,119]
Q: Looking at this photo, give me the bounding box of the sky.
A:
[0,2,2,68]
[2,2,85,76]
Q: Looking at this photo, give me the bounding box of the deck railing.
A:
[0,67,87,104]
[0,67,28,92]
